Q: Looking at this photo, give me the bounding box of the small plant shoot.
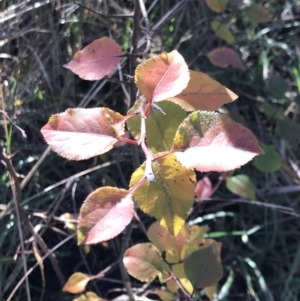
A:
[41,36,263,298]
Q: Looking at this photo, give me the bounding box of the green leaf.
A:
[129,154,196,236]
[211,21,234,44]
[226,174,256,199]
[259,102,285,120]
[267,75,289,99]
[127,100,187,153]
[253,144,282,172]
[294,94,300,106]
[276,118,300,146]
[184,240,223,289]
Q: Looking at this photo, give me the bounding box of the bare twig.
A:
[0,147,31,301]
[7,233,76,301]
[76,3,134,18]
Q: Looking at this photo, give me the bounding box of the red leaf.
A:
[172,111,263,172]
[41,108,125,160]
[123,243,164,282]
[207,47,246,71]
[134,50,189,103]
[195,177,213,199]
[78,187,134,245]
[64,37,122,80]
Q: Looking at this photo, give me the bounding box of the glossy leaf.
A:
[211,21,234,44]
[78,187,134,244]
[195,177,213,199]
[245,4,272,23]
[134,50,189,103]
[130,154,196,236]
[253,144,282,172]
[207,47,246,71]
[123,243,163,282]
[184,240,223,289]
[62,272,90,294]
[64,37,122,80]
[73,291,104,301]
[205,0,229,13]
[147,222,180,263]
[168,70,238,111]
[41,108,125,160]
[172,263,194,295]
[127,100,187,152]
[226,174,256,200]
[172,111,263,172]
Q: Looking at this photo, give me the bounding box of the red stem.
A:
[119,136,138,145]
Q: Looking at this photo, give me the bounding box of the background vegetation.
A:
[1,0,300,300]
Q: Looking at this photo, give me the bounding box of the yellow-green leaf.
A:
[73,291,104,301]
[226,174,256,200]
[147,222,181,263]
[127,100,187,153]
[205,285,218,300]
[130,154,196,236]
[172,263,194,295]
[62,272,91,294]
[211,21,234,44]
[154,289,175,301]
[205,0,229,13]
[123,243,163,282]
[168,70,238,111]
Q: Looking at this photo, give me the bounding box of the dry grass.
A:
[1,0,300,300]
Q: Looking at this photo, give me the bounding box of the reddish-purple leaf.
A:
[78,187,134,245]
[134,50,189,103]
[64,37,122,80]
[123,243,164,282]
[207,47,246,71]
[172,111,263,172]
[195,177,213,199]
[41,108,126,160]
